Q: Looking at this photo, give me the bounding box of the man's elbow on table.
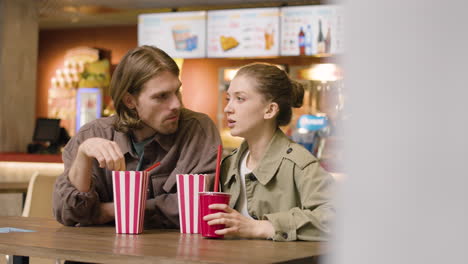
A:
[53,208,78,227]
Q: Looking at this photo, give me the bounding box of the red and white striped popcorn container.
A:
[112,171,149,234]
[176,174,207,234]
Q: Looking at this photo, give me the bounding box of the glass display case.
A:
[289,63,344,172]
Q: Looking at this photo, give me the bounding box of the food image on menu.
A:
[264,24,274,50]
[220,36,239,51]
[172,25,198,52]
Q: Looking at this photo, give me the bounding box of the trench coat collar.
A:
[224,129,290,186]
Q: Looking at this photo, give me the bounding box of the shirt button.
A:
[249,174,257,181]
[286,148,293,154]
[282,232,288,239]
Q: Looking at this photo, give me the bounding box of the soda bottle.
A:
[305,24,313,55]
[317,19,325,54]
[298,27,305,55]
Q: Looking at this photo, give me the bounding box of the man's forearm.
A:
[68,150,93,192]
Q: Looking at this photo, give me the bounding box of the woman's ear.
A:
[122,92,136,109]
[264,102,279,120]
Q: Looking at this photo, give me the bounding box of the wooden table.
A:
[0,216,327,264]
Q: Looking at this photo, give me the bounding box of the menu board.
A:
[207,8,280,58]
[280,5,344,56]
[138,11,206,58]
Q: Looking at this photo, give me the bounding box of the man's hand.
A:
[69,137,126,192]
[97,202,115,224]
[203,204,275,239]
[78,137,126,171]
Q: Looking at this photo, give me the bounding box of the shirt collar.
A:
[152,132,176,152]
[224,142,247,186]
[252,129,291,185]
[114,129,133,156]
[224,129,291,186]
[116,130,175,155]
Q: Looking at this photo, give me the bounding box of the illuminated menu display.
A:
[138,11,207,58]
[207,8,280,58]
[280,5,344,56]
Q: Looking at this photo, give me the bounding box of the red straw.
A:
[214,145,222,192]
[144,161,161,172]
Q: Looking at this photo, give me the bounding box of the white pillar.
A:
[332,1,468,264]
[0,0,38,152]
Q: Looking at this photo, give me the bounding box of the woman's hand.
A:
[203,203,275,239]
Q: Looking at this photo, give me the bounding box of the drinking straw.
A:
[144,162,161,172]
[214,144,222,192]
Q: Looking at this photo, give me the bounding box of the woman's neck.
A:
[245,125,277,170]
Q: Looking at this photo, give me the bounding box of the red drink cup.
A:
[199,192,231,238]
[112,171,149,234]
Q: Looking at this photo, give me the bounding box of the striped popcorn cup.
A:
[112,171,149,234]
[176,174,207,234]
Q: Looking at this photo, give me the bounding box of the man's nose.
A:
[170,93,182,110]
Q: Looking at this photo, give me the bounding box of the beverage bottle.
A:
[305,24,313,55]
[291,129,316,153]
[317,19,325,54]
[325,25,331,53]
[298,27,305,55]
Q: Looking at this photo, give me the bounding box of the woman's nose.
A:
[224,100,232,113]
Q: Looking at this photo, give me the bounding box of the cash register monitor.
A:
[33,118,61,143]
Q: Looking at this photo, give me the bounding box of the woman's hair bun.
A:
[290,79,305,108]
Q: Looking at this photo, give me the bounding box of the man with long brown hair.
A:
[53,46,221,228]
